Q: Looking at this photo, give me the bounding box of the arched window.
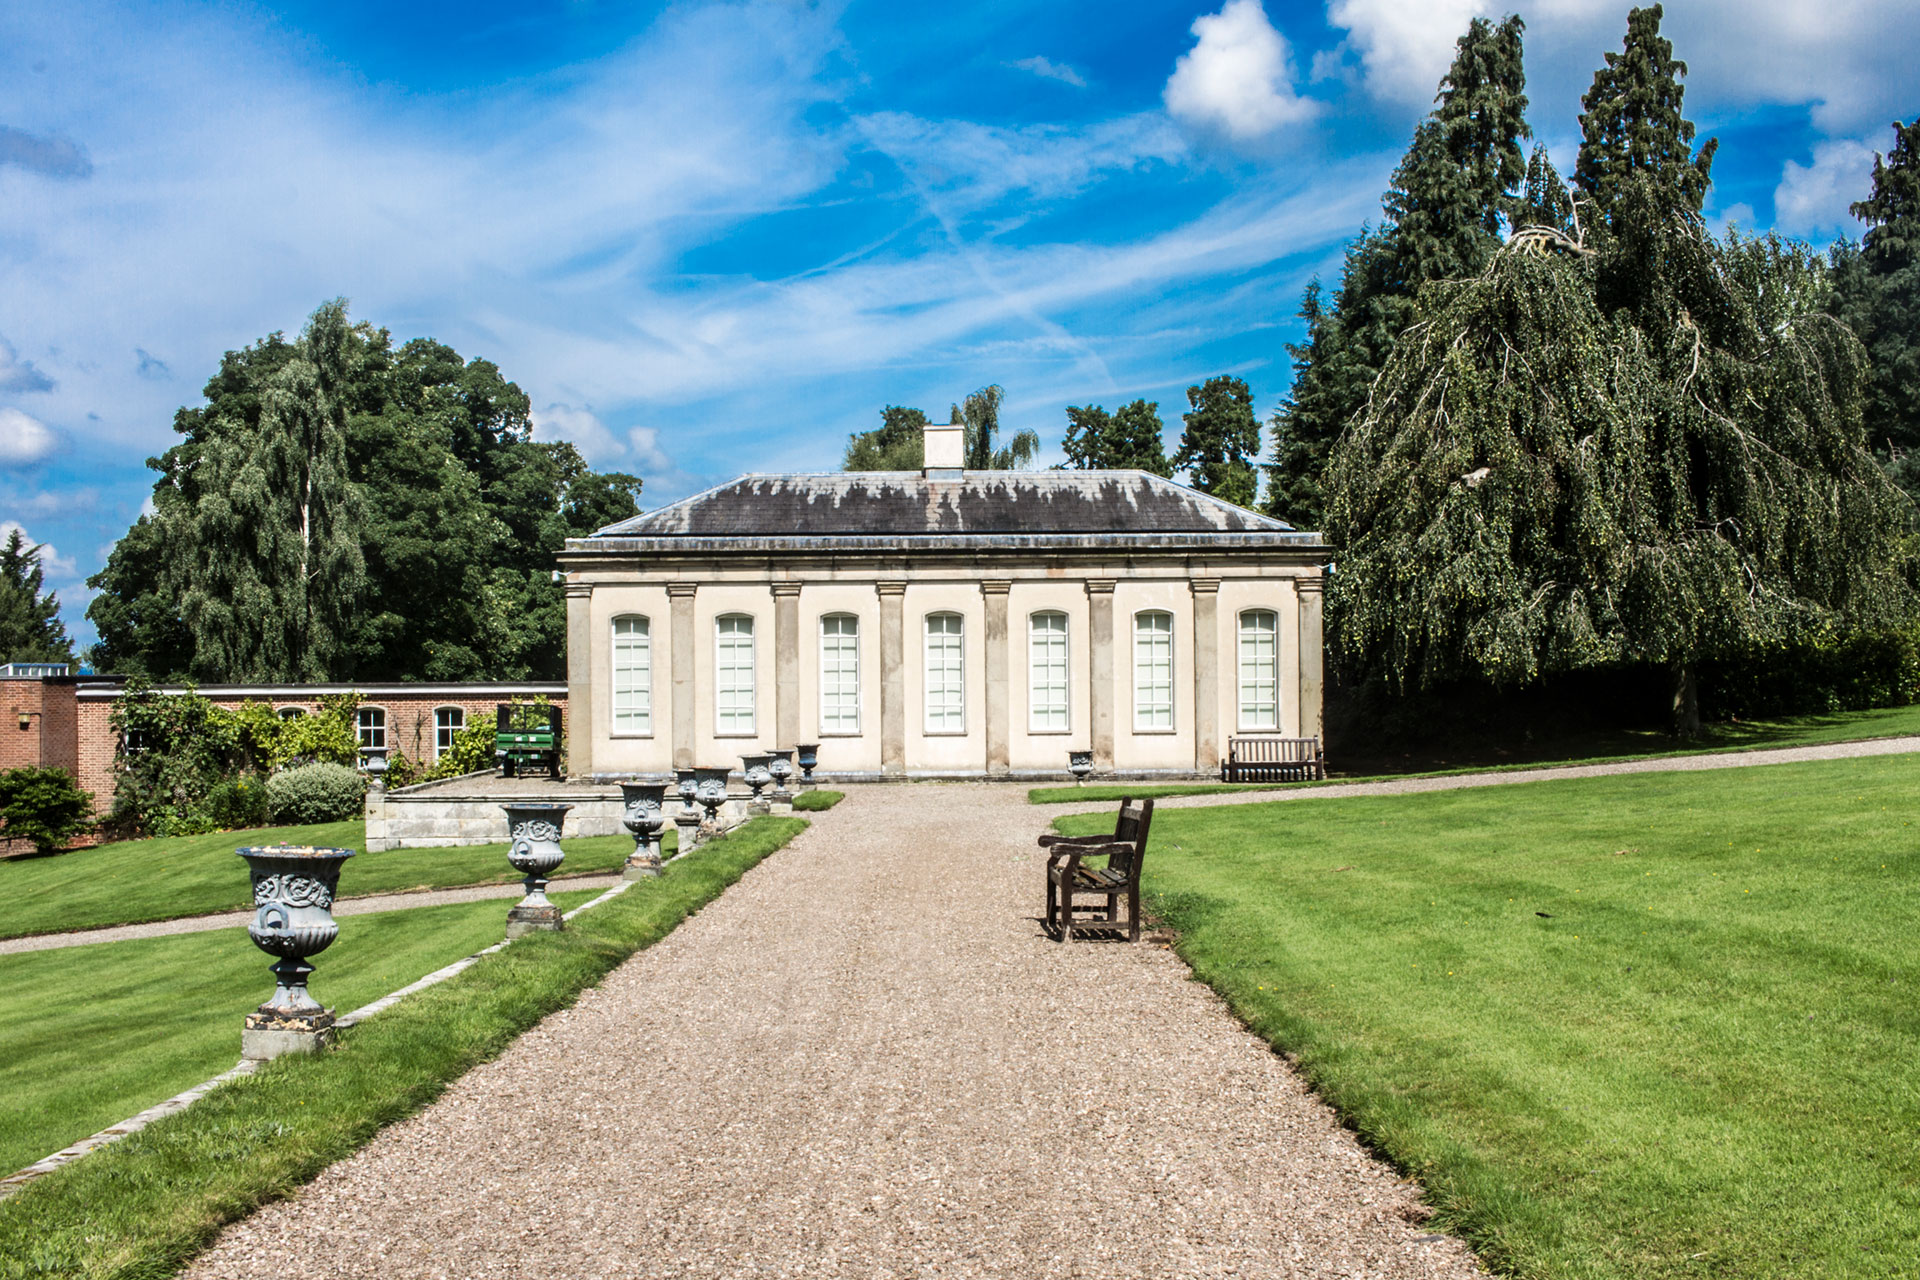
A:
[820,614,860,734]
[715,615,756,735]
[1238,609,1279,730]
[1133,611,1174,730]
[612,615,652,733]
[924,613,965,733]
[1028,611,1069,731]
[276,706,306,721]
[434,707,465,759]
[357,707,387,750]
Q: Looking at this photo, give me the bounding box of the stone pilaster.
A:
[1298,572,1325,745]
[877,582,907,777]
[773,582,802,751]
[668,582,698,770]
[1190,577,1221,776]
[565,582,593,779]
[981,581,1011,777]
[1086,579,1116,773]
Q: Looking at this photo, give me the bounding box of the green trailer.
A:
[495,704,563,779]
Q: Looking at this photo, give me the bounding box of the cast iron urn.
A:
[675,766,701,814]
[764,747,795,797]
[739,753,773,800]
[794,743,820,785]
[620,781,670,879]
[1068,750,1094,782]
[502,802,572,936]
[236,843,356,1058]
[693,766,731,823]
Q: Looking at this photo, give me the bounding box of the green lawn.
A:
[791,789,845,811]
[1057,756,1920,1278]
[1030,701,1920,804]
[0,820,660,940]
[0,816,805,1280]
[0,888,601,1178]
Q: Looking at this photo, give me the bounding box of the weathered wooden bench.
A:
[1039,797,1154,942]
[1221,735,1325,783]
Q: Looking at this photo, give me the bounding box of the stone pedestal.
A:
[675,809,703,851]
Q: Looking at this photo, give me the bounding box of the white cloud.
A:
[1008,56,1086,88]
[854,112,1183,211]
[531,405,673,476]
[1774,138,1876,236]
[0,520,81,584]
[1327,0,1491,107]
[1163,0,1319,140]
[625,427,671,473]
[0,407,61,466]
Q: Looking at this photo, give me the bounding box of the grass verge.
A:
[791,789,845,811]
[1028,701,1920,804]
[0,821,667,941]
[0,888,601,1177]
[1056,758,1919,1278]
[0,816,805,1280]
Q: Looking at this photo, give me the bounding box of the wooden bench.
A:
[1222,735,1325,783]
[1038,797,1154,942]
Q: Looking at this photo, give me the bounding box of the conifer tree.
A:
[0,529,75,666]
[1573,3,1716,226]
[1173,376,1261,508]
[1831,120,1920,491]
[1264,15,1530,528]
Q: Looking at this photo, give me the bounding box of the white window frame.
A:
[1238,609,1280,730]
[819,614,861,736]
[434,706,465,760]
[923,613,966,735]
[611,615,653,736]
[357,707,387,750]
[1133,611,1175,731]
[276,706,306,721]
[715,614,757,737]
[1028,611,1070,733]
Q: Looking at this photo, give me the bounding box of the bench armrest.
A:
[1037,832,1114,848]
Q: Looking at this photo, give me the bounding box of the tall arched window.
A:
[357,707,387,750]
[924,613,965,733]
[715,615,756,735]
[1133,611,1174,730]
[1238,609,1279,729]
[1028,611,1069,731]
[820,614,861,734]
[434,707,465,759]
[612,615,652,733]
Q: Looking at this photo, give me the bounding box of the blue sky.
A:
[3,0,1917,651]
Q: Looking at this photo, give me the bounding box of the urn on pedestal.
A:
[764,748,795,799]
[794,743,820,786]
[675,767,701,815]
[1068,750,1094,783]
[693,766,731,838]
[739,753,772,801]
[236,844,356,1059]
[619,781,670,879]
[502,803,572,937]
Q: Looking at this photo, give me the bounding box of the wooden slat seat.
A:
[1041,797,1153,942]
[1222,735,1325,783]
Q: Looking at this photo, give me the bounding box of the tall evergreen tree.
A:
[1831,119,1920,492]
[1573,3,1716,227]
[1060,399,1170,474]
[1173,376,1261,508]
[0,529,75,666]
[842,405,928,470]
[1264,15,1530,528]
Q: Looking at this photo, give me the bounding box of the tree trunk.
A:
[1670,660,1700,739]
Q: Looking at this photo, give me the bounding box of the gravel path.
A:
[188,784,1480,1280]
[0,873,624,956]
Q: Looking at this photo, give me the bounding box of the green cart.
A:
[495,705,563,779]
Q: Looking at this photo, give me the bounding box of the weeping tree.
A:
[955,385,1039,470]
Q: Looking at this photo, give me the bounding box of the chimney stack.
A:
[923,411,963,481]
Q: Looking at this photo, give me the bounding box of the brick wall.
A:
[0,679,49,775]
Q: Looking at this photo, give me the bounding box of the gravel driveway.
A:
[188,783,1481,1280]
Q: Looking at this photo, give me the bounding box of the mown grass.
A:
[1057,757,1920,1278]
[0,888,602,1178]
[0,816,806,1280]
[0,820,664,940]
[1029,701,1920,804]
[791,789,845,811]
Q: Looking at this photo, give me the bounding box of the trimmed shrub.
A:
[203,775,271,830]
[0,766,96,855]
[266,763,366,825]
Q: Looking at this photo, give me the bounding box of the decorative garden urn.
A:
[675,767,701,814]
[235,843,356,1059]
[361,746,390,792]
[693,766,731,830]
[1068,750,1094,783]
[764,748,795,798]
[501,802,572,937]
[739,753,773,800]
[619,781,670,879]
[794,743,820,786]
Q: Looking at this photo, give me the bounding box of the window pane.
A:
[716,615,756,734]
[1028,612,1068,731]
[613,616,652,733]
[820,615,861,734]
[924,614,964,733]
[1238,610,1278,730]
[435,707,465,756]
[1133,612,1173,730]
[357,707,386,750]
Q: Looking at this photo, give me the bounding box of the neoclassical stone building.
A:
[559,420,1330,780]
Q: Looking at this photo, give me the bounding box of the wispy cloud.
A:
[134,348,172,381]
[1008,56,1087,88]
[0,333,54,393]
[0,124,93,179]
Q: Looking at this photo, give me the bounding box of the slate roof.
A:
[589,471,1297,539]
